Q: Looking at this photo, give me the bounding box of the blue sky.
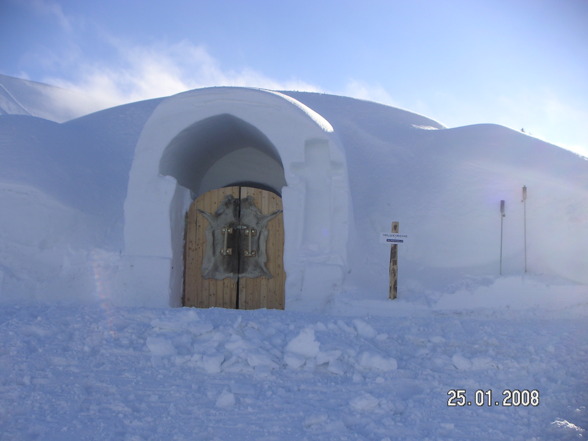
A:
[2,0,587,156]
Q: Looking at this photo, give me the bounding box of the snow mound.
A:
[0,74,105,122]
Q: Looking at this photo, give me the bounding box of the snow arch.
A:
[159,113,286,196]
[121,87,350,307]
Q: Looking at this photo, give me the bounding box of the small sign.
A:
[380,232,408,244]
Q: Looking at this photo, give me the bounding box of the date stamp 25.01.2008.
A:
[447,389,540,407]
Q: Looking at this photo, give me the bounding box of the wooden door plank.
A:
[183,203,199,307]
[239,187,259,309]
[184,186,239,308]
[210,186,239,308]
[198,190,212,308]
[259,190,269,308]
[267,191,285,309]
[238,187,285,310]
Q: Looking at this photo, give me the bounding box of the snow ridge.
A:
[266,90,334,132]
[0,83,32,117]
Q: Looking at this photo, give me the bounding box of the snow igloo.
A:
[2,77,587,309]
[120,88,351,308]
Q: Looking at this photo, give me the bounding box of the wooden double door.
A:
[183,186,285,309]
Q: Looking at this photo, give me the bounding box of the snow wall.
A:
[282,93,588,298]
[120,88,351,307]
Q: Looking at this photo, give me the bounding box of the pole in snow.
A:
[389,221,399,300]
[522,185,527,273]
[500,200,505,275]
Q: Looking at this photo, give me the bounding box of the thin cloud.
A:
[343,80,400,108]
[25,0,74,32]
[46,39,322,111]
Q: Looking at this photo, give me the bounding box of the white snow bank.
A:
[324,273,588,317]
[435,275,588,311]
[0,183,101,303]
[0,74,107,122]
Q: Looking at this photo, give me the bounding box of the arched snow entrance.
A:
[159,113,286,197]
[121,87,350,308]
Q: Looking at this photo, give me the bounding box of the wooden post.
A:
[500,200,505,275]
[522,186,527,273]
[389,221,399,299]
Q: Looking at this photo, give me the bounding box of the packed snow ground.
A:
[1,293,587,441]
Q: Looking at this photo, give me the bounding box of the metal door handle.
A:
[220,226,233,256]
[243,227,257,257]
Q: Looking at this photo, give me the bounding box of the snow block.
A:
[112,256,172,307]
[358,351,398,371]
